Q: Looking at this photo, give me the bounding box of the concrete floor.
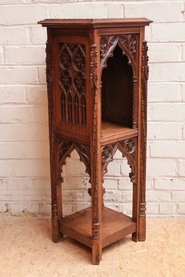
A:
[0,216,185,277]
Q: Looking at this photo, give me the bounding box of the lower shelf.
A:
[59,206,136,248]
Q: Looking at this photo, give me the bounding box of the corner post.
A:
[90,39,102,264]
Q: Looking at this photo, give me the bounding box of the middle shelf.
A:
[101,121,138,144]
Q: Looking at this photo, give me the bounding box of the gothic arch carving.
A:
[101,137,137,184]
[58,138,90,182]
[101,143,118,178]
[100,34,137,76]
[100,36,119,71]
[118,138,137,184]
[58,42,87,126]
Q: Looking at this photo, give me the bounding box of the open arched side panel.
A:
[60,148,91,216]
[101,137,137,216]
[101,138,137,183]
[100,34,138,129]
[58,138,90,181]
[103,149,133,217]
[101,46,133,127]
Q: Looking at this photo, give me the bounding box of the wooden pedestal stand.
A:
[39,18,152,265]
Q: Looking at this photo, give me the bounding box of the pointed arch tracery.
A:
[101,137,137,185]
[58,139,90,182]
[100,34,137,75]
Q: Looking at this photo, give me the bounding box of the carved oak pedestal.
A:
[39,18,152,265]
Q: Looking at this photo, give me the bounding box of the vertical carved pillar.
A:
[91,44,99,237]
[132,76,138,129]
[90,43,102,264]
[139,40,149,240]
[46,40,62,242]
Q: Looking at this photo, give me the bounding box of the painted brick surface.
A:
[0,0,185,218]
[148,83,181,103]
[124,2,184,22]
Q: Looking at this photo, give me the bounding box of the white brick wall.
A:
[0,0,185,218]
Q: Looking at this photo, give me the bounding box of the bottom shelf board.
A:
[59,206,136,248]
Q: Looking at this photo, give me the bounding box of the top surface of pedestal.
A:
[38,18,152,28]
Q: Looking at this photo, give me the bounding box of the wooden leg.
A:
[91,189,102,264]
[51,137,64,243]
[133,215,146,242]
[52,218,63,243]
[132,232,138,242]
[139,203,147,236]
[51,201,63,243]
[90,141,102,263]
[92,239,102,265]
[132,180,138,242]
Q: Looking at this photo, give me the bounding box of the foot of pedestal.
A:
[138,217,146,241]
[92,240,102,265]
[52,219,63,243]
